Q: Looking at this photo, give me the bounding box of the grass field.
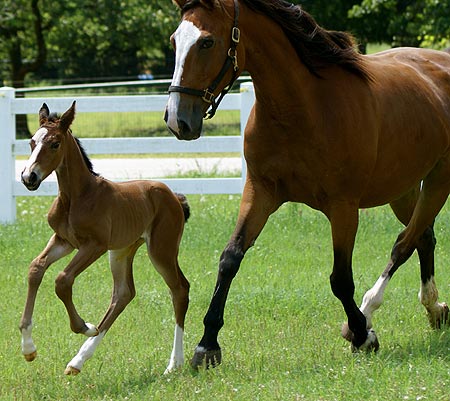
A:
[0,195,449,400]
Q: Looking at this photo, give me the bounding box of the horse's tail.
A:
[175,193,190,222]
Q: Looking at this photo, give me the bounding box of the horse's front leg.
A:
[328,202,379,351]
[191,180,281,369]
[19,234,74,362]
[54,243,106,336]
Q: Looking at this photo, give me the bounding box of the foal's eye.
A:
[51,142,60,150]
[200,37,214,49]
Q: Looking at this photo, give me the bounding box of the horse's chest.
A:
[47,204,83,248]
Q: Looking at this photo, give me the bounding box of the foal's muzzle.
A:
[21,170,41,191]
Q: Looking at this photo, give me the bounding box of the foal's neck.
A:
[55,134,97,199]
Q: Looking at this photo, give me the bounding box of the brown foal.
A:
[19,102,190,375]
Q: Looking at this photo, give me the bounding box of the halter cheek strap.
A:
[168,0,240,120]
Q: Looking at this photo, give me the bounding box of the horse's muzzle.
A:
[21,170,41,191]
[164,108,202,141]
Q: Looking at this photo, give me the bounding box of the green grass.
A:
[0,196,449,400]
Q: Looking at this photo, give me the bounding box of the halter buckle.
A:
[202,89,215,104]
[232,27,240,44]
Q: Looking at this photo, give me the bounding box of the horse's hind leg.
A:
[19,234,73,362]
[360,170,449,340]
[359,187,420,330]
[64,241,142,375]
[145,209,190,374]
[417,225,449,328]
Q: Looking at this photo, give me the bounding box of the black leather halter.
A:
[168,0,240,120]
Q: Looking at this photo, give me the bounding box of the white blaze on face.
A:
[166,21,201,133]
[22,127,48,177]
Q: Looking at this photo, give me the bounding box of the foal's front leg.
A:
[20,234,74,362]
[54,243,107,336]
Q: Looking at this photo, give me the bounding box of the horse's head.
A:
[21,102,75,191]
[165,0,244,140]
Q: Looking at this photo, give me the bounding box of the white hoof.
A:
[83,323,99,337]
[352,329,380,352]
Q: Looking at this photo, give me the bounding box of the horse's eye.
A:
[30,139,36,151]
[51,142,60,150]
[200,38,214,49]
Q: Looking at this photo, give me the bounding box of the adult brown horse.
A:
[165,0,450,368]
[20,102,190,375]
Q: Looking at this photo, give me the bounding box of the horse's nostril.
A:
[177,119,190,135]
[28,172,37,185]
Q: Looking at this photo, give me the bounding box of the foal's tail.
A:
[175,193,190,222]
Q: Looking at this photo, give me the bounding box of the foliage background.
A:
[1,0,449,88]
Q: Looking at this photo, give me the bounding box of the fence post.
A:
[0,87,16,224]
[239,82,254,189]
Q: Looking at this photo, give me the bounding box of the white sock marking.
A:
[66,331,106,372]
[360,275,390,329]
[21,323,36,356]
[164,324,184,374]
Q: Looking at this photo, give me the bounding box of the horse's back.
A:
[367,48,450,120]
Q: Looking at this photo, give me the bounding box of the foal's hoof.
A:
[82,323,99,337]
[24,351,37,362]
[190,346,222,370]
[428,302,449,329]
[64,366,81,375]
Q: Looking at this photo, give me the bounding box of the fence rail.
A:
[0,82,255,224]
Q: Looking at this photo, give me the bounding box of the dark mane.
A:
[182,0,370,80]
[74,136,99,177]
[241,0,370,79]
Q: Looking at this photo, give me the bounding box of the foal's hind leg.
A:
[19,234,74,362]
[145,216,189,374]
[65,241,142,375]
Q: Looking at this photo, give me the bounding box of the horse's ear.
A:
[59,101,76,133]
[171,0,186,9]
[39,103,50,126]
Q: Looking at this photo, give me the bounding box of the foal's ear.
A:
[59,101,76,133]
[39,103,50,126]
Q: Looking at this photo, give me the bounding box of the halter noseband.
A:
[168,0,240,120]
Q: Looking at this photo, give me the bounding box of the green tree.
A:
[349,0,450,48]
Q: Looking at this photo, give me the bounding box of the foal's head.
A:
[21,102,75,191]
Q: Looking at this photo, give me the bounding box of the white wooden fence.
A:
[0,82,255,224]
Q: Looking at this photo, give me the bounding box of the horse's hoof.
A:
[429,302,449,329]
[190,346,222,370]
[82,323,99,337]
[64,366,80,375]
[341,322,354,342]
[352,329,379,353]
[24,351,37,362]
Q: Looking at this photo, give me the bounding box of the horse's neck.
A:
[55,135,96,198]
[241,9,316,117]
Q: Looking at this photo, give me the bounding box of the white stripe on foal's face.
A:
[22,127,49,176]
[166,21,202,134]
